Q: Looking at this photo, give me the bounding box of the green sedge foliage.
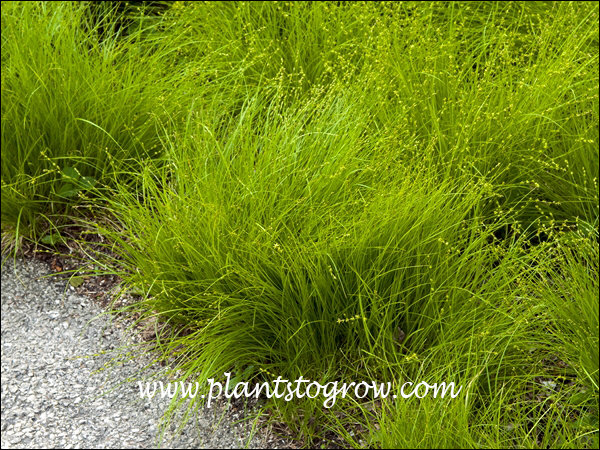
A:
[1,1,598,448]
[1,1,183,243]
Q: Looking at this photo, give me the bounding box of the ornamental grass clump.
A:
[1,1,598,448]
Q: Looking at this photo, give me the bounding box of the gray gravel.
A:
[1,257,289,448]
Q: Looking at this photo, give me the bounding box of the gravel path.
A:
[1,257,286,448]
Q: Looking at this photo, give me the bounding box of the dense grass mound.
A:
[1,1,182,245]
[1,1,598,448]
